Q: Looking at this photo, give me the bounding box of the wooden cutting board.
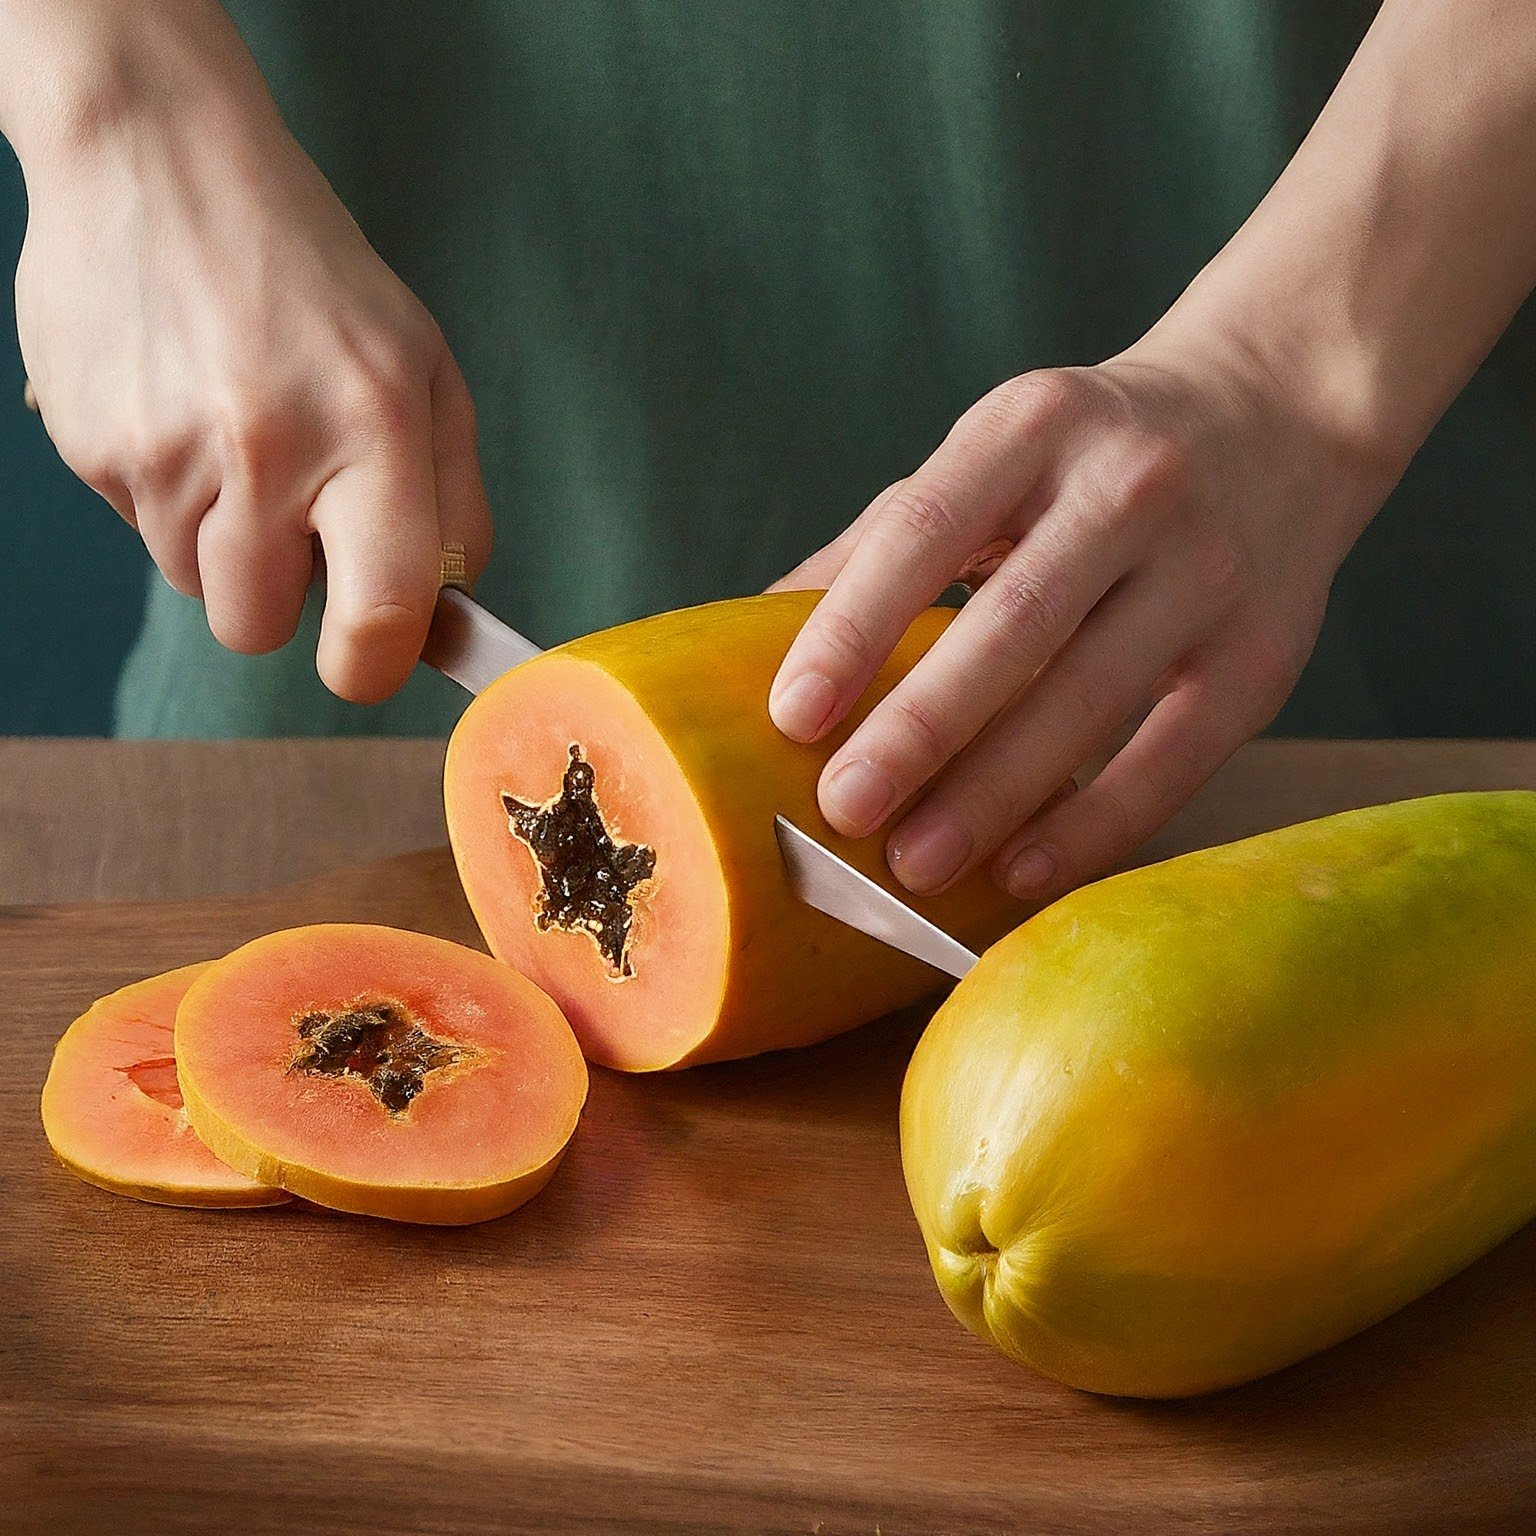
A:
[3,847,1533,1536]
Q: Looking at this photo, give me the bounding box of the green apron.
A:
[115,1,1536,738]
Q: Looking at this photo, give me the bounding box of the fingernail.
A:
[822,758,896,836]
[890,819,972,894]
[770,671,836,741]
[1003,844,1057,900]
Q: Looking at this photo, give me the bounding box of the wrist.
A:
[0,1,275,180]
[1112,285,1408,568]
[1140,256,1419,520]
[1175,264,1420,483]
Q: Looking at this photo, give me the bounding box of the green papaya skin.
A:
[900,792,1536,1398]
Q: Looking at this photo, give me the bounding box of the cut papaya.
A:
[901,792,1536,1398]
[444,591,1021,1071]
[41,963,288,1209]
[175,924,587,1225]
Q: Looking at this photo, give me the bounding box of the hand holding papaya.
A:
[772,0,1536,902]
[769,341,1387,904]
[1,0,490,703]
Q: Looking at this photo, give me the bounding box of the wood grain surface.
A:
[3,741,1536,1534]
[0,737,449,904]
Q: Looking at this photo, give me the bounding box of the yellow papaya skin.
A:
[900,791,1536,1398]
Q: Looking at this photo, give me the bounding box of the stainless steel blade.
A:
[423,586,543,694]
[774,814,978,979]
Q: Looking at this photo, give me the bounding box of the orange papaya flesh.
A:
[174,924,588,1225]
[444,591,1022,1071]
[40,963,289,1209]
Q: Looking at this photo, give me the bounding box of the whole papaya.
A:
[900,792,1536,1398]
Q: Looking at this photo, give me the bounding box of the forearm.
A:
[0,0,275,173]
[1153,0,1536,486]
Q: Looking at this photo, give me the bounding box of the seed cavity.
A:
[289,1000,465,1114]
[120,1056,183,1109]
[502,744,656,979]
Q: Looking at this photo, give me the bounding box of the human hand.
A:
[6,1,489,702]
[768,0,1536,906]
[769,335,1398,903]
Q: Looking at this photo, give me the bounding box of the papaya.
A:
[443,591,1020,1071]
[41,963,288,1209]
[900,792,1536,1398]
[175,924,588,1225]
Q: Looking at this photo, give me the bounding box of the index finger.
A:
[767,381,1056,744]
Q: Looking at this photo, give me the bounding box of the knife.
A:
[422,586,980,979]
[421,585,542,693]
[773,815,979,979]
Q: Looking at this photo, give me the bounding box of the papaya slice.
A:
[443,591,1022,1072]
[41,963,288,1209]
[175,924,587,1225]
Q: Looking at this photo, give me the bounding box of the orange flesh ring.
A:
[448,655,729,1070]
[40,963,289,1209]
[174,924,589,1225]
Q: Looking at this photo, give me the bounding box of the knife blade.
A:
[422,586,542,694]
[774,814,979,979]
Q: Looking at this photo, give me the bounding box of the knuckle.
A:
[990,368,1077,427]
[132,439,183,489]
[362,374,418,437]
[100,420,189,491]
[1088,780,1138,863]
[881,486,964,550]
[388,297,444,361]
[982,565,1066,658]
[350,589,436,638]
[53,434,116,492]
[889,691,960,767]
[1187,524,1246,603]
[1242,623,1306,712]
[213,395,288,484]
[967,771,1030,845]
[811,605,878,672]
[1114,433,1191,511]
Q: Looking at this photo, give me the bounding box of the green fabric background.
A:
[4,2,1533,737]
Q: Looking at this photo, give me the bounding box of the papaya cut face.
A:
[175,924,588,1225]
[40,963,289,1209]
[444,591,1022,1071]
[901,791,1536,1398]
[453,653,724,1070]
